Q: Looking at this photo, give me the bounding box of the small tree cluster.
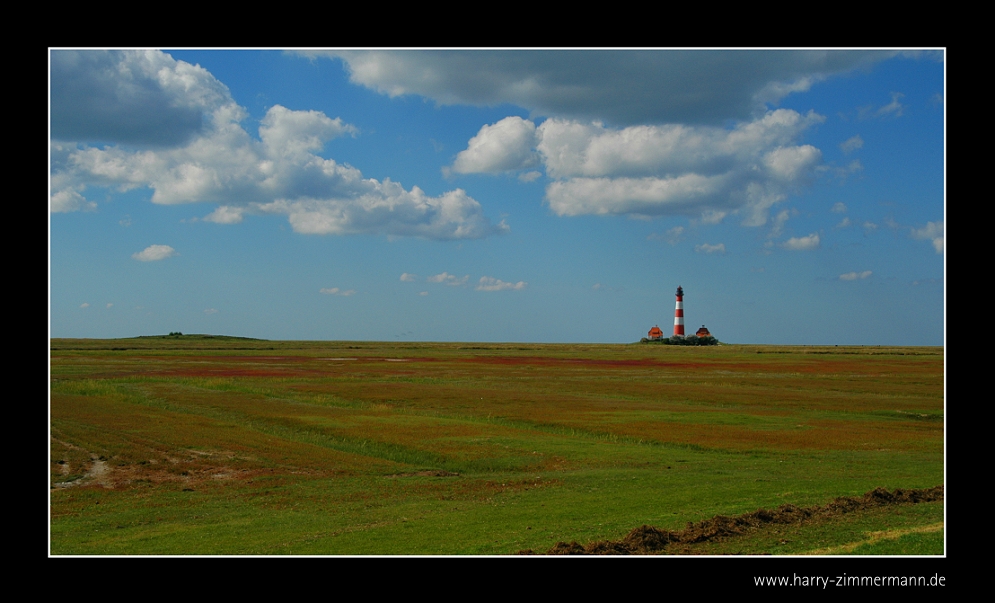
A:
[168,332,183,337]
[640,335,718,345]
[669,334,718,346]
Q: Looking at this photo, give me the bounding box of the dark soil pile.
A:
[518,485,943,555]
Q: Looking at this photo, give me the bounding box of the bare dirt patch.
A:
[53,455,112,489]
[519,486,943,555]
[51,441,275,490]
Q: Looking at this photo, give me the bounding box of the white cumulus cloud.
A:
[427,272,469,286]
[287,51,924,235]
[770,209,792,238]
[911,221,944,253]
[476,277,527,291]
[839,271,872,280]
[545,174,730,217]
[695,243,726,254]
[400,273,417,282]
[259,105,357,157]
[132,245,177,261]
[51,49,233,146]
[839,135,864,154]
[877,92,905,118]
[320,287,356,296]
[782,233,820,250]
[536,110,824,180]
[860,92,905,120]
[203,205,245,224]
[50,188,96,213]
[49,50,505,240]
[698,210,727,225]
[313,50,893,126]
[452,116,538,174]
[453,109,824,226]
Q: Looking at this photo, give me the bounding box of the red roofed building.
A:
[695,325,711,337]
[647,325,664,340]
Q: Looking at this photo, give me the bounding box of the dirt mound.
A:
[519,485,943,555]
[624,525,679,550]
[545,541,586,555]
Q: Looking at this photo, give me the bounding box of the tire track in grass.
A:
[805,522,944,555]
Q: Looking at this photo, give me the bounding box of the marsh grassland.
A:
[49,337,943,555]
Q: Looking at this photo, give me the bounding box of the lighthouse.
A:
[673,286,685,336]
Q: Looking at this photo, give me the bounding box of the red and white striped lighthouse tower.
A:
[673,286,685,336]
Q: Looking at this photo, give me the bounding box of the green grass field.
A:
[49,337,944,555]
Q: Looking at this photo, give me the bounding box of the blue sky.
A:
[49,49,944,345]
